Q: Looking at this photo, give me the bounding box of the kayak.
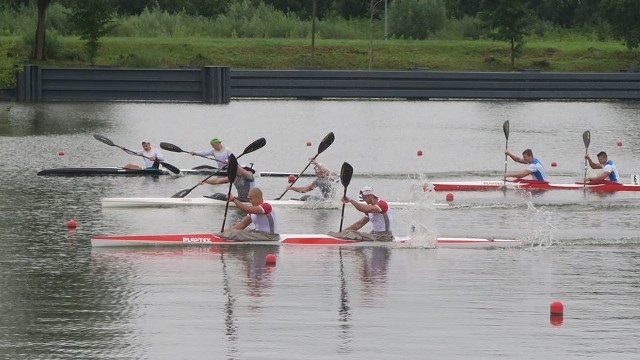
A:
[431,179,640,192]
[91,232,521,249]
[37,166,316,177]
[101,197,451,209]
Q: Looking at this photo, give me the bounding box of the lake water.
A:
[1,100,639,359]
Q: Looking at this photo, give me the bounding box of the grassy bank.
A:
[3,36,640,72]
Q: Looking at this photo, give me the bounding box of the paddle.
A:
[502,120,510,186]
[274,132,335,200]
[160,142,220,162]
[220,154,238,233]
[582,130,591,189]
[93,134,181,174]
[338,162,354,232]
[170,137,266,198]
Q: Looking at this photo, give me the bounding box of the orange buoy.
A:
[265,253,276,265]
[66,219,78,229]
[445,193,454,202]
[550,301,564,316]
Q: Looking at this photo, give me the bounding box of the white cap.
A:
[359,186,375,196]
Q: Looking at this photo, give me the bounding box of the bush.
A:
[388,0,446,40]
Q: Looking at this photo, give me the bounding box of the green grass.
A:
[2,36,640,72]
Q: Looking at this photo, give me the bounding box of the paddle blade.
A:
[239,138,267,157]
[226,154,238,183]
[502,121,509,140]
[171,187,193,198]
[340,162,353,188]
[160,142,185,153]
[161,162,181,175]
[317,132,335,155]
[582,130,591,149]
[93,134,115,147]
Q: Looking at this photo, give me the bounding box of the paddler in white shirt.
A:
[219,187,279,241]
[328,186,394,242]
[123,140,165,170]
[504,148,548,182]
[584,151,620,183]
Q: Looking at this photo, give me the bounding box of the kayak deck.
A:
[91,233,521,249]
[100,197,451,209]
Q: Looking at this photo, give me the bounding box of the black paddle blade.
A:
[160,142,185,153]
[240,137,267,156]
[226,154,238,183]
[171,187,193,198]
[340,162,353,188]
[160,161,181,175]
[502,121,509,140]
[318,132,335,154]
[93,134,115,146]
[582,130,591,149]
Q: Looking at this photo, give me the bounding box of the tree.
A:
[601,0,640,50]
[479,0,535,69]
[34,0,52,61]
[66,0,116,64]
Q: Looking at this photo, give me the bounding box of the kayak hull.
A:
[431,180,640,192]
[91,233,521,249]
[101,197,450,209]
[38,167,315,177]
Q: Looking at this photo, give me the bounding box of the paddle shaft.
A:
[502,120,510,185]
[583,130,591,189]
[159,142,221,161]
[220,154,238,232]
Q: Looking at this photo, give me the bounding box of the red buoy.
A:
[551,161,557,167]
[66,219,78,229]
[288,174,296,183]
[265,253,276,265]
[617,140,623,147]
[550,301,564,316]
[58,150,65,156]
[306,141,312,146]
[445,193,454,202]
[417,149,423,156]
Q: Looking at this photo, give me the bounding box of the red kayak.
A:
[430,179,640,192]
[91,233,521,249]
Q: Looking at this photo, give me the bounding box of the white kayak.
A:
[91,232,521,249]
[101,197,451,209]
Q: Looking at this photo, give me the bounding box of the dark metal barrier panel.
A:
[14,65,231,104]
[230,69,640,100]
[10,66,640,102]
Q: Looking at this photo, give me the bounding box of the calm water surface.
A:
[1,100,639,359]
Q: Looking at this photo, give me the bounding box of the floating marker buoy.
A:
[306,141,312,146]
[58,150,65,156]
[417,149,423,156]
[265,253,276,265]
[67,219,78,229]
[288,174,296,183]
[445,193,454,202]
[617,140,623,146]
[550,301,564,316]
[551,161,557,167]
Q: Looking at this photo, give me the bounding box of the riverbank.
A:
[3,36,639,72]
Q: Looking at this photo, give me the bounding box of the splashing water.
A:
[396,174,439,249]
[519,192,556,249]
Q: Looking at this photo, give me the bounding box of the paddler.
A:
[189,137,233,169]
[504,149,548,181]
[219,187,279,241]
[328,186,394,242]
[123,140,165,170]
[584,151,620,183]
[287,159,338,201]
[199,163,256,202]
